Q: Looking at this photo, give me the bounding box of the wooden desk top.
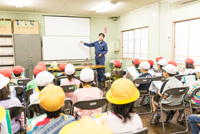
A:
[47,65,107,71]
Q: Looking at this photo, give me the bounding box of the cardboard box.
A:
[13,19,39,34]
[0,19,12,34]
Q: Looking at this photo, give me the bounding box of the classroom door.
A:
[14,34,42,79]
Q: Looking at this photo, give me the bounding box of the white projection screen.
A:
[43,16,90,60]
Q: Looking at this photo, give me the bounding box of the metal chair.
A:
[17,78,31,86]
[152,76,165,82]
[71,97,108,115]
[26,88,34,102]
[189,87,200,114]
[14,86,25,100]
[61,84,76,93]
[150,86,189,134]
[133,77,152,114]
[107,70,126,89]
[6,105,25,119]
[56,76,67,85]
[119,127,148,134]
[28,99,73,118]
[175,75,186,81]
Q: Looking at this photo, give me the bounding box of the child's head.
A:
[140,61,150,73]
[185,58,195,69]
[0,74,10,100]
[33,65,46,78]
[168,61,177,67]
[157,59,168,71]
[59,117,113,134]
[113,60,121,68]
[12,66,24,78]
[156,57,163,62]
[37,62,46,69]
[132,58,140,68]
[106,78,140,123]
[0,68,12,79]
[38,84,65,118]
[80,68,94,85]
[35,71,55,91]
[65,64,76,82]
[148,60,154,69]
[59,63,67,72]
[162,64,177,78]
[50,62,58,68]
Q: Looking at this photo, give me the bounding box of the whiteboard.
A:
[44,16,90,36]
[43,36,90,60]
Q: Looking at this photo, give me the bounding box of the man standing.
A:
[81,33,108,81]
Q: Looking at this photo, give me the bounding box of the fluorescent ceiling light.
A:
[9,0,26,8]
[91,2,121,13]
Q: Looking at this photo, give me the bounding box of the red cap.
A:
[0,69,12,78]
[148,60,154,66]
[12,66,25,75]
[132,58,140,65]
[185,58,194,64]
[37,62,46,68]
[33,65,46,76]
[156,57,163,62]
[168,61,177,67]
[59,63,67,71]
[113,60,121,68]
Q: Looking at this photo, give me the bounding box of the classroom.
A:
[0,0,200,134]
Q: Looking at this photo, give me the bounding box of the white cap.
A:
[140,61,150,70]
[162,64,178,75]
[196,67,200,73]
[157,59,168,66]
[35,71,55,86]
[50,62,58,68]
[0,74,9,90]
[65,64,75,75]
[80,67,94,82]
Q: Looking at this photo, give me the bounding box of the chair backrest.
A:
[111,70,126,77]
[61,84,76,93]
[6,105,25,119]
[14,86,24,96]
[17,78,31,86]
[152,76,165,82]
[162,86,189,96]
[133,77,152,85]
[56,76,67,85]
[26,89,34,101]
[190,87,200,99]
[62,99,73,113]
[71,97,108,115]
[82,62,94,66]
[175,75,186,81]
[28,103,46,118]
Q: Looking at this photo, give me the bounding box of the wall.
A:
[0,12,118,72]
[116,1,200,69]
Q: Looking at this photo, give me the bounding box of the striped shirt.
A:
[187,79,200,105]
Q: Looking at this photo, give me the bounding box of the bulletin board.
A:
[0,19,12,34]
[13,20,39,34]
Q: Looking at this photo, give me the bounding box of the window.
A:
[121,27,149,60]
[173,18,200,64]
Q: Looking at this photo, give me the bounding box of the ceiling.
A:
[0,0,161,16]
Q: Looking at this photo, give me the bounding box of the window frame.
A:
[172,17,200,65]
[120,26,149,60]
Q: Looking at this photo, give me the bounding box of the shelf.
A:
[0,45,13,47]
[0,55,14,57]
[0,64,14,67]
[0,34,12,37]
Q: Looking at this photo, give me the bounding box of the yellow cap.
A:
[38,84,65,112]
[59,116,113,134]
[106,78,140,104]
[0,106,6,122]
